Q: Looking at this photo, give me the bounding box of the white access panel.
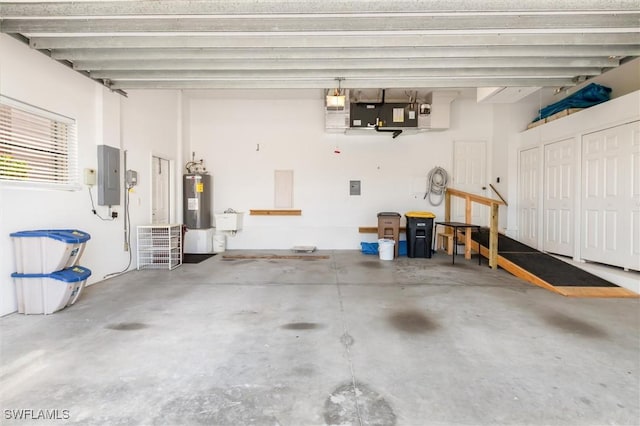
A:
[581,121,640,271]
[274,169,294,209]
[543,138,575,257]
[518,147,540,249]
[452,140,487,225]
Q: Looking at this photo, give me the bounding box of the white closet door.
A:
[543,138,575,256]
[631,123,640,270]
[452,140,487,225]
[582,121,639,270]
[518,147,540,249]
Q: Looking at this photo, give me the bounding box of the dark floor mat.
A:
[183,253,216,264]
[473,228,538,253]
[500,253,618,287]
[471,229,618,288]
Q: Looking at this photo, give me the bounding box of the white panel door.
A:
[152,156,170,225]
[631,123,640,270]
[582,121,639,270]
[452,141,487,225]
[543,138,575,256]
[518,147,540,249]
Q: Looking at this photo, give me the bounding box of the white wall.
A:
[0,35,180,316]
[0,35,116,315]
[5,33,633,315]
[185,90,495,249]
[120,89,182,235]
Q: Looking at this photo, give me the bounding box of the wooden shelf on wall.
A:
[359,226,406,233]
[250,209,302,216]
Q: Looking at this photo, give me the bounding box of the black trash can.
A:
[405,211,435,258]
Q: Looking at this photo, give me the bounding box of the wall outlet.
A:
[84,168,96,186]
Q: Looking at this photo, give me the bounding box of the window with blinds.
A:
[0,95,78,189]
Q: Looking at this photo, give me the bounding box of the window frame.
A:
[0,95,79,191]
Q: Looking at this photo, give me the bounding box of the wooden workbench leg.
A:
[464,227,472,259]
[444,192,451,222]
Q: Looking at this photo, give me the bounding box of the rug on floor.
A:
[183,253,216,264]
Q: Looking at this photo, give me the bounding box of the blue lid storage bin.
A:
[11,266,91,315]
[10,229,91,274]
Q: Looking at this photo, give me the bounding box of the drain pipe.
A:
[371,89,403,138]
[374,126,403,138]
[123,149,129,251]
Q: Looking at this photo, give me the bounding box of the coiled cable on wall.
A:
[424,166,448,206]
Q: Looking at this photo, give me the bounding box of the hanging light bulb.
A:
[326,78,345,109]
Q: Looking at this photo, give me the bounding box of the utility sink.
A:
[214,212,244,231]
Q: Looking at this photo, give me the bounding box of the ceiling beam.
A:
[72,57,617,71]
[89,68,603,80]
[50,45,640,61]
[1,0,637,16]
[3,1,636,92]
[3,32,128,97]
[108,77,576,90]
[4,14,638,33]
[28,33,640,50]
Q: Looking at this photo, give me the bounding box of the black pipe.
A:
[374,125,403,138]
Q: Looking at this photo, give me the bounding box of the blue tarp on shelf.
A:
[535,83,611,121]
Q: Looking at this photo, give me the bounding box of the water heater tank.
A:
[183,173,212,229]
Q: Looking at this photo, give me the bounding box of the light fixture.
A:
[326,77,345,109]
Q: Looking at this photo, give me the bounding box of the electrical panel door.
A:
[97,145,120,206]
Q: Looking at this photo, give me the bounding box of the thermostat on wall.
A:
[126,170,138,187]
[84,168,96,186]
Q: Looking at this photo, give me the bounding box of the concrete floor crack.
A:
[332,251,364,426]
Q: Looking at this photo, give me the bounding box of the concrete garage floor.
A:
[1,250,639,426]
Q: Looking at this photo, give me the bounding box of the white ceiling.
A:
[1,0,638,95]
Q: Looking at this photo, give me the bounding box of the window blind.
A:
[0,95,78,188]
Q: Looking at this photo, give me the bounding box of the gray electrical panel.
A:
[97,145,120,206]
[350,180,361,196]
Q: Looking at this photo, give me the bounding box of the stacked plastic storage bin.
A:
[10,230,91,315]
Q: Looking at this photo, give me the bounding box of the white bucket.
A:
[378,239,395,261]
[213,233,227,253]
